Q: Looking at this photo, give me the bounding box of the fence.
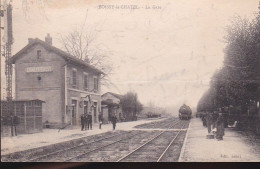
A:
[1,99,44,136]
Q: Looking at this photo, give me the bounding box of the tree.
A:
[223,15,260,105]
[197,88,216,112]
[198,3,260,112]
[224,15,259,75]
[120,91,143,121]
[60,11,113,86]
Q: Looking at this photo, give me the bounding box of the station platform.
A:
[179,118,260,162]
[1,118,165,156]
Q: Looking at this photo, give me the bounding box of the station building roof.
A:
[10,38,104,75]
[102,92,123,99]
[101,100,120,106]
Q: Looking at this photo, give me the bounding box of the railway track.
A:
[67,130,161,162]
[28,131,137,162]
[65,120,183,162]
[2,118,190,162]
[2,131,130,162]
[157,130,187,162]
[117,122,187,162]
[157,124,187,162]
[135,118,180,129]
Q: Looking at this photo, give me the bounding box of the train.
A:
[179,104,192,120]
[147,112,161,118]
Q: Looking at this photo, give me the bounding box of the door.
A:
[84,101,88,115]
[94,102,97,123]
[71,100,77,125]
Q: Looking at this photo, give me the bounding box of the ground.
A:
[1,116,260,162]
[180,117,260,162]
[1,117,166,155]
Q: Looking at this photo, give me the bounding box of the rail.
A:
[157,123,186,162]
[26,131,132,162]
[116,120,182,162]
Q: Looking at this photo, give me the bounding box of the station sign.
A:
[26,66,53,73]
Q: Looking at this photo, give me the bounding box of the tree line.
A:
[120,91,143,120]
[197,3,260,113]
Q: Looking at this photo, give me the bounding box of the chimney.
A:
[28,38,34,44]
[45,33,52,45]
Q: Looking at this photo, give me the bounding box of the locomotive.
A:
[179,104,192,120]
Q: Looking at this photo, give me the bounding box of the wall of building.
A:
[101,106,109,124]
[101,93,123,121]
[66,90,101,125]
[66,63,101,93]
[14,43,102,128]
[16,90,60,124]
[65,63,101,125]
[15,44,65,127]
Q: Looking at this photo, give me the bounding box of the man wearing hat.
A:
[216,113,225,140]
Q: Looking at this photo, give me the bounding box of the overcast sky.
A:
[1,0,259,109]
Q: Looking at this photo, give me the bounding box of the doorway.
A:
[94,102,97,123]
[71,100,77,125]
[84,101,88,115]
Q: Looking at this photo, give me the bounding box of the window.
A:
[37,50,41,59]
[84,101,88,114]
[94,77,99,92]
[72,69,77,87]
[71,100,77,125]
[34,101,41,107]
[84,74,88,90]
[26,101,32,107]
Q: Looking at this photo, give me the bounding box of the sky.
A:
[1,0,259,111]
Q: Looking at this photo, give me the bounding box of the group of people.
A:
[201,109,225,141]
[80,113,118,131]
[80,113,93,131]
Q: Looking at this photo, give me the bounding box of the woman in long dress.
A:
[216,113,225,140]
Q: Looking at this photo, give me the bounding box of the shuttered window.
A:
[37,50,41,59]
[72,69,77,87]
[84,74,88,90]
[94,77,98,92]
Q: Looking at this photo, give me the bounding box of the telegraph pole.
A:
[1,0,14,136]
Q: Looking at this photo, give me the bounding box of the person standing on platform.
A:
[111,115,117,131]
[216,113,225,141]
[98,114,103,129]
[212,110,219,129]
[80,114,85,131]
[12,116,19,136]
[84,113,88,130]
[202,112,207,127]
[88,112,92,130]
[206,112,213,134]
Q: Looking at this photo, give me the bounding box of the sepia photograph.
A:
[0,0,260,163]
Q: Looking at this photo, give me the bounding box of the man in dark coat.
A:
[206,112,213,133]
[12,116,19,136]
[88,113,92,130]
[84,114,88,130]
[80,114,85,131]
[212,111,219,129]
[98,114,103,129]
[216,113,225,140]
[111,115,117,131]
[201,112,207,127]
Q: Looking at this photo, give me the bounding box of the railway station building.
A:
[10,34,103,128]
[101,92,123,123]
